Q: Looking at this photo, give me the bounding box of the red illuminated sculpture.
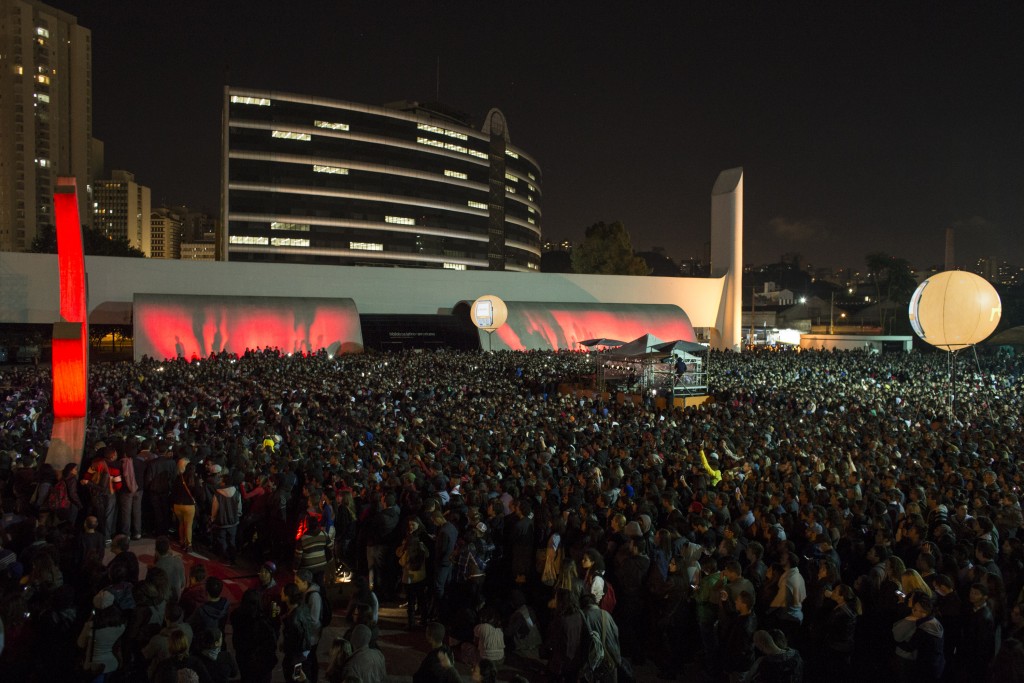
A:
[46,178,89,470]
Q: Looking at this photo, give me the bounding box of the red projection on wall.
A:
[52,180,88,417]
[133,294,363,360]
[488,303,696,351]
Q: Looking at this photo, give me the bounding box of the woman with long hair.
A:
[170,462,199,551]
[581,547,608,605]
[61,462,83,526]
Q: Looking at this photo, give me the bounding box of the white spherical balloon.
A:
[908,271,1002,350]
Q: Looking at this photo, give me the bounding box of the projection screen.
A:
[133,294,363,361]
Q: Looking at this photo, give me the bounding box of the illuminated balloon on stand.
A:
[908,271,1002,351]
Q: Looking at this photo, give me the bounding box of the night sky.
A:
[52,1,1024,270]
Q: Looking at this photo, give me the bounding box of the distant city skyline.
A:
[46,1,1024,269]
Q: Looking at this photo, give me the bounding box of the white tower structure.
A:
[710,167,743,351]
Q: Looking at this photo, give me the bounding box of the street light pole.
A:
[829,290,835,335]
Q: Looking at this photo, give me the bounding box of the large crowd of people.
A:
[0,344,1023,683]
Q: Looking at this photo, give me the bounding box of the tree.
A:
[865,252,918,333]
[571,221,650,275]
[31,225,146,257]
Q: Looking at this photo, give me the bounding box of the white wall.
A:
[0,252,729,333]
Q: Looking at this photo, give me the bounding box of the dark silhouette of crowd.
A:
[0,344,1023,683]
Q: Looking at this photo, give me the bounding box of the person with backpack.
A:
[581,592,621,683]
[48,463,79,525]
[295,568,328,682]
[209,474,242,564]
[582,548,617,614]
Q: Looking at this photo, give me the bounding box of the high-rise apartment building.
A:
[222,87,542,271]
[0,0,99,251]
[93,170,150,252]
[149,206,182,259]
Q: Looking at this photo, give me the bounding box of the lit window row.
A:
[36,27,49,38]
[36,74,49,85]
[445,170,468,180]
[528,217,535,225]
[528,172,536,181]
[385,216,415,225]
[504,172,518,182]
[527,262,540,271]
[272,130,311,141]
[417,122,468,141]
[271,237,309,247]
[468,200,488,210]
[350,242,384,251]
[36,93,49,103]
[416,137,488,160]
[230,235,269,245]
[313,165,348,175]
[315,120,349,131]
[528,195,535,202]
[14,65,23,75]
[270,222,310,231]
[230,95,271,106]
[528,207,535,214]
[527,183,536,192]
[506,186,516,194]
[36,158,50,168]
[506,150,519,159]
[443,263,467,270]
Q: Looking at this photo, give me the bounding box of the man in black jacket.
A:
[144,442,178,537]
[366,492,400,599]
[960,582,996,683]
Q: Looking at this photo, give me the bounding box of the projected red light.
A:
[133,295,363,360]
[492,303,696,351]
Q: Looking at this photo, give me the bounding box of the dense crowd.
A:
[0,345,1023,683]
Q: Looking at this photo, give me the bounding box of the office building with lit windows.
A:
[222,87,542,271]
[0,0,101,251]
[94,169,150,252]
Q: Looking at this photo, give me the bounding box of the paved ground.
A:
[117,537,687,681]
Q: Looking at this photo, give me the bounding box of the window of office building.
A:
[272,130,311,141]
[231,95,271,106]
[314,120,349,131]
[313,165,348,175]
